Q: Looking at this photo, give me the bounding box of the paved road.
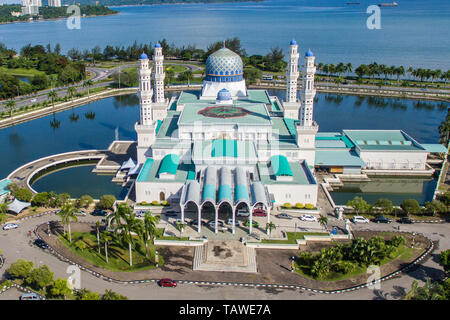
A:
[0,212,448,300]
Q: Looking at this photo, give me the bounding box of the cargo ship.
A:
[378,2,398,7]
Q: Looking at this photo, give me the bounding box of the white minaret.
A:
[138,52,153,125]
[300,49,316,127]
[152,43,166,104]
[296,49,318,168]
[283,40,301,119]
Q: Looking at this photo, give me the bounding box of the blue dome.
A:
[154,43,161,48]
[217,88,232,101]
[290,39,297,45]
[205,48,244,83]
[140,52,148,60]
[305,49,314,57]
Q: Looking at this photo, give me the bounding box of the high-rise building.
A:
[48,0,62,7]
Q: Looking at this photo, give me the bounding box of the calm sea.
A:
[0,0,449,68]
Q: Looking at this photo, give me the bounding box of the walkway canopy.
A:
[120,157,136,171]
[234,167,249,204]
[181,180,201,207]
[218,167,232,204]
[202,166,217,204]
[8,198,31,215]
[250,182,269,208]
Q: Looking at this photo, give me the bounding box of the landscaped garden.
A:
[261,232,329,244]
[294,232,424,282]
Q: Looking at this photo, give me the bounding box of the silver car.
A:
[3,223,19,230]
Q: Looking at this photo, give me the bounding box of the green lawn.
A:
[0,67,46,77]
[166,65,189,73]
[154,228,189,241]
[58,231,162,272]
[261,232,328,244]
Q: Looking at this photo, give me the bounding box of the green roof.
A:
[343,130,426,152]
[246,90,271,104]
[258,161,316,185]
[155,120,163,134]
[270,155,293,176]
[315,150,366,167]
[212,139,238,157]
[137,159,154,182]
[420,144,448,154]
[158,154,180,176]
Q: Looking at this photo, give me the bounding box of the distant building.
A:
[48,0,61,7]
[21,0,40,15]
[11,11,23,17]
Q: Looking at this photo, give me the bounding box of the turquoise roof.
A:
[316,134,355,148]
[258,161,316,185]
[270,155,293,176]
[137,159,154,182]
[158,154,180,176]
[343,130,426,152]
[420,144,448,154]
[315,150,366,167]
[212,139,238,157]
[155,120,163,134]
[218,185,232,203]
[235,184,249,203]
[0,179,12,196]
[202,184,216,203]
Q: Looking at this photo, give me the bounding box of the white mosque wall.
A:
[135,181,184,203]
[357,150,428,170]
[267,184,318,206]
[200,80,247,99]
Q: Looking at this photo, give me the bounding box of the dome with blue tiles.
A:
[217,88,232,101]
[290,39,297,46]
[140,52,148,60]
[154,43,161,48]
[305,49,314,57]
[205,48,244,83]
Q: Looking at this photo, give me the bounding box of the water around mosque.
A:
[0,91,447,202]
[0,0,449,69]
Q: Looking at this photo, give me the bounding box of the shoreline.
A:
[0,12,118,26]
[107,0,264,8]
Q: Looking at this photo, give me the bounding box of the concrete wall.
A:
[266,183,317,206]
[359,150,428,170]
[135,181,184,203]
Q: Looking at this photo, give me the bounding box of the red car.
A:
[159,278,177,287]
[252,209,267,217]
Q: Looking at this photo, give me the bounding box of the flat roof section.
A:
[138,158,195,183]
[421,144,448,154]
[315,150,366,167]
[343,130,426,152]
[258,161,316,185]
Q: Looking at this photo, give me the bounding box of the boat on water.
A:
[378,2,398,7]
[346,2,360,4]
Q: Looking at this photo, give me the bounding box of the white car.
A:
[3,223,19,230]
[227,218,239,226]
[299,215,317,222]
[74,211,87,216]
[236,209,250,217]
[352,216,369,223]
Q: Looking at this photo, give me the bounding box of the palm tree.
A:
[266,222,276,237]
[141,212,160,260]
[114,203,139,266]
[48,90,58,111]
[58,203,78,243]
[83,80,94,98]
[95,220,101,254]
[5,100,16,118]
[345,62,353,77]
[100,232,112,263]
[67,86,76,102]
[318,216,328,232]
[175,221,186,237]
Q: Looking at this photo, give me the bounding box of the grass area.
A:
[58,231,162,272]
[166,65,188,73]
[295,244,416,282]
[261,232,328,244]
[154,228,189,241]
[438,162,449,191]
[0,67,46,77]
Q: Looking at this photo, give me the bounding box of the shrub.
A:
[439,249,450,272]
[283,203,292,209]
[295,203,304,209]
[140,201,148,205]
[97,194,116,210]
[7,259,34,279]
[75,289,101,300]
[49,278,71,298]
[375,198,393,214]
[161,200,169,206]
[151,200,159,206]
[74,240,87,251]
[13,188,33,202]
[32,192,49,207]
[77,195,94,208]
[305,204,315,210]
[102,289,128,300]
[389,235,406,247]
[26,265,54,289]
[401,199,421,215]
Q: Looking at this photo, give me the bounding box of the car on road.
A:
[244,219,259,228]
[275,213,293,220]
[190,219,205,226]
[91,209,108,216]
[3,223,19,230]
[164,211,178,217]
[236,209,250,217]
[30,98,37,103]
[134,210,147,218]
[398,217,414,224]
[227,218,239,226]
[352,216,370,224]
[34,239,49,249]
[158,278,177,288]
[372,215,392,224]
[20,293,41,300]
[74,210,87,216]
[253,209,267,217]
[207,220,224,228]
[299,214,317,222]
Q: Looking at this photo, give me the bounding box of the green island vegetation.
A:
[0,4,117,24]
[344,194,450,221]
[403,249,450,300]
[2,258,127,300]
[295,235,415,281]
[74,0,264,5]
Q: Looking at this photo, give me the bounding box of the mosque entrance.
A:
[201,201,215,222]
[159,192,165,201]
[218,202,233,221]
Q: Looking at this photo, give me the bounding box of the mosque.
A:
[131,40,445,234]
